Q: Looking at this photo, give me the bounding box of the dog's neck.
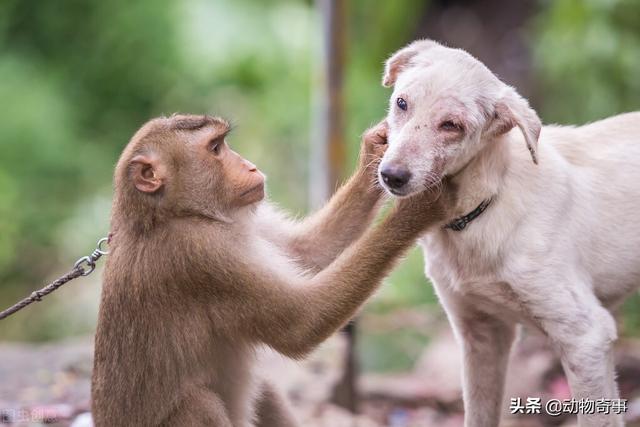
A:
[446,133,511,220]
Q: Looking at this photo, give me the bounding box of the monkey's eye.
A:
[439,120,464,132]
[396,97,408,111]
[209,139,224,156]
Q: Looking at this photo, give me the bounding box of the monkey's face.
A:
[171,122,266,217]
[123,115,265,223]
[202,134,266,208]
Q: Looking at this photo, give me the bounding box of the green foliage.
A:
[0,55,83,281]
[621,293,640,337]
[372,248,439,314]
[0,0,436,345]
[0,0,426,294]
[0,0,315,285]
[359,325,431,373]
[0,0,318,339]
[0,168,19,272]
[2,0,640,347]
[344,0,430,168]
[533,0,640,124]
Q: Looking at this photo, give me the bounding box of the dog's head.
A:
[378,39,541,197]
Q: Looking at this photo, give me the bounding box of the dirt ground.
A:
[1,329,640,426]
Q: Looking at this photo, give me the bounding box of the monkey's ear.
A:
[130,154,165,193]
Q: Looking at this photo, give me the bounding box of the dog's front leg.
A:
[449,309,516,427]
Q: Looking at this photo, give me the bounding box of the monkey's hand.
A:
[357,120,388,187]
[390,178,456,233]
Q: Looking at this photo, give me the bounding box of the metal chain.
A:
[0,237,109,321]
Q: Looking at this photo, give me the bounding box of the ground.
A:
[2,326,640,426]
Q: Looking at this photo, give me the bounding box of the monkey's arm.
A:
[254,381,298,427]
[257,172,382,272]
[213,191,448,359]
[257,123,387,272]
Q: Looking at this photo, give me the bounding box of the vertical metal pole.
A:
[323,0,347,190]
[311,0,358,414]
[310,0,347,209]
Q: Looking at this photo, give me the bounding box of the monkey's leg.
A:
[160,387,232,427]
[255,382,299,427]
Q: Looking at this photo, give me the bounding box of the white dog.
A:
[378,39,640,427]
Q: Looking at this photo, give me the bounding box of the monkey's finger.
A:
[374,132,388,145]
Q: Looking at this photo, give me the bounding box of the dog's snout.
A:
[380,166,412,190]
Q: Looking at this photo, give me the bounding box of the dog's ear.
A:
[486,89,541,164]
[383,47,418,87]
[382,40,439,87]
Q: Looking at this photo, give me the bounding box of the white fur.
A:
[381,40,640,427]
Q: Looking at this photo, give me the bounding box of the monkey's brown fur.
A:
[91,114,453,426]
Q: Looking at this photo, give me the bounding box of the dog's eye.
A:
[396,97,408,111]
[439,120,464,132]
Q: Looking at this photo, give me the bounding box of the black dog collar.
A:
[444,197,493,231]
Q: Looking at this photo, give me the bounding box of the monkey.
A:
[91,114,454,427]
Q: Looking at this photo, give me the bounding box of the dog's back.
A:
[540,112,640,305]
[546,111,640,169]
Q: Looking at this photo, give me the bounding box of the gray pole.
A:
[311,0,359,414]
[310,0,346,209]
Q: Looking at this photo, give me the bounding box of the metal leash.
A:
[0,237,109,320]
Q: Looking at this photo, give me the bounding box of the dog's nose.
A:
[380,166,412,190]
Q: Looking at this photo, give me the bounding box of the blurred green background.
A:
[1,0,640,374]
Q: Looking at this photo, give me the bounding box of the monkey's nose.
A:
[380,166,411,190]
[244,160,258,172]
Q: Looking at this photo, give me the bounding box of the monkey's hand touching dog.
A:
[257,119,389,273]
[358,119,389,182]
[91,114,450,427]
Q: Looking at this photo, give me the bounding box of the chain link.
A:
[73,237,109,276]
[0,237,109,320]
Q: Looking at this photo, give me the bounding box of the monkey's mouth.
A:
[241,183,265,198]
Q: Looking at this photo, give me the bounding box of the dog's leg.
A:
[457,313,515,427]
[556,307,622,427]
[438,287,516,427]
[517,278,622,427]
